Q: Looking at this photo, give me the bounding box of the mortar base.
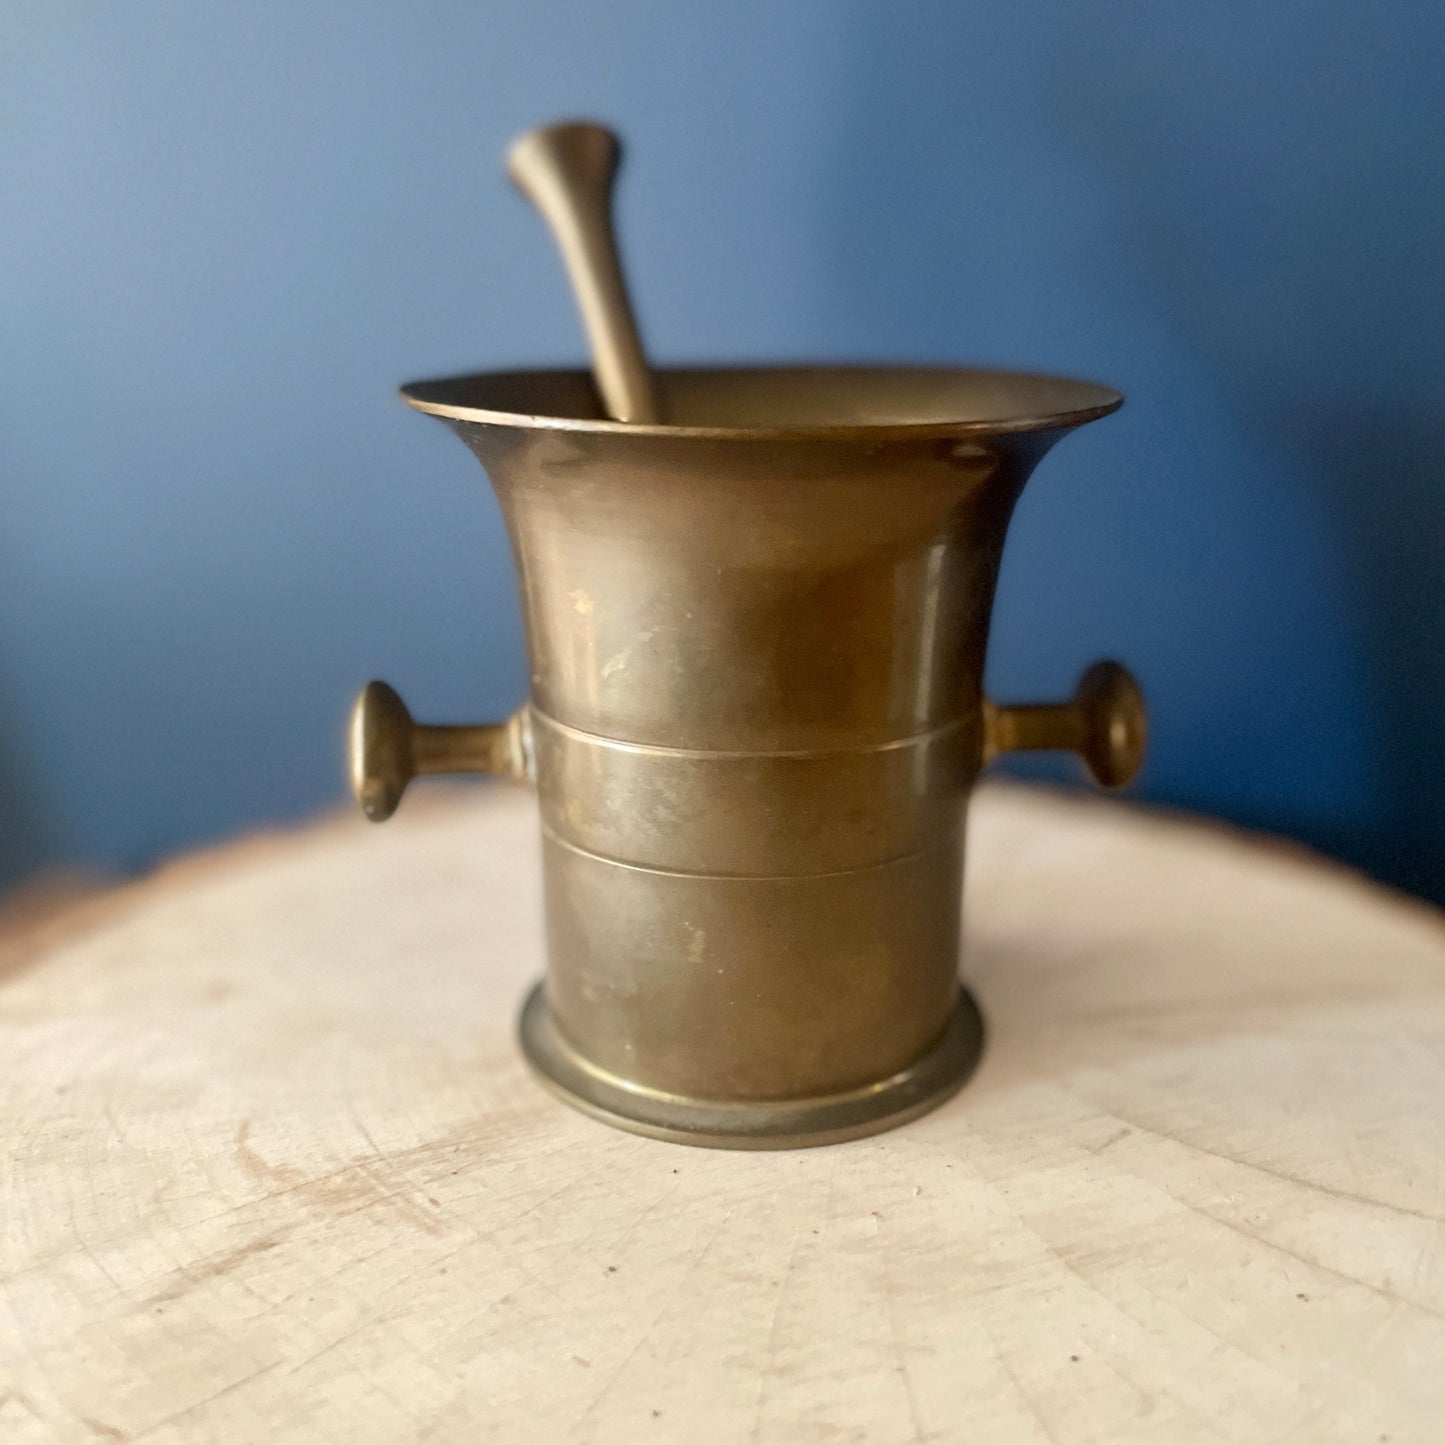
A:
[517,983,985,1150]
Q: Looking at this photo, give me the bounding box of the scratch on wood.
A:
[126,1360,280,1441]
[234,1120,302,1187]
[1088,1127,1132,1154]
[607,1175,684,1258]
[951,1110,1315,1403]
[1147,1176,1445,1329]
[749,1224,803,1445]
[983,1325,1063,1445]
[1059,1086,1445,1326]
[319,1163,448,1236]
[279,1314,379,1378]
[1069,1088,1444,1227]
[572,1204,737,1434]
[339,1105,451,1234]
[233,1116,455,1235]
[141,1234,284,1307]
[873,1208,926,1444]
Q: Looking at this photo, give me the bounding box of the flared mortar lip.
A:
[399,363,1123,441]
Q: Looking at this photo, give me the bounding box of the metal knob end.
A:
[984,660,1147,789]
[348,681,531,822]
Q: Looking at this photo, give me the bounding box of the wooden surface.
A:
[3,783,1444,1444]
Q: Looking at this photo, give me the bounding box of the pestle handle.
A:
[507,121,662,424]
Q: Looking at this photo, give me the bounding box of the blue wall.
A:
[2,3,1441,899]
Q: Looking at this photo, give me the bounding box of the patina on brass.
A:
[349,363,1145,1147]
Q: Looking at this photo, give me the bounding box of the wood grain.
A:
[2,783,1443,1443]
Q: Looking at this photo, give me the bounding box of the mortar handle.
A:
[349,681,532,822]
[983,661,1146,789]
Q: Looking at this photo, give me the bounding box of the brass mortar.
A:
[350,364,1144,1147]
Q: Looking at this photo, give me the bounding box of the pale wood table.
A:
[3,784,1443,1444]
